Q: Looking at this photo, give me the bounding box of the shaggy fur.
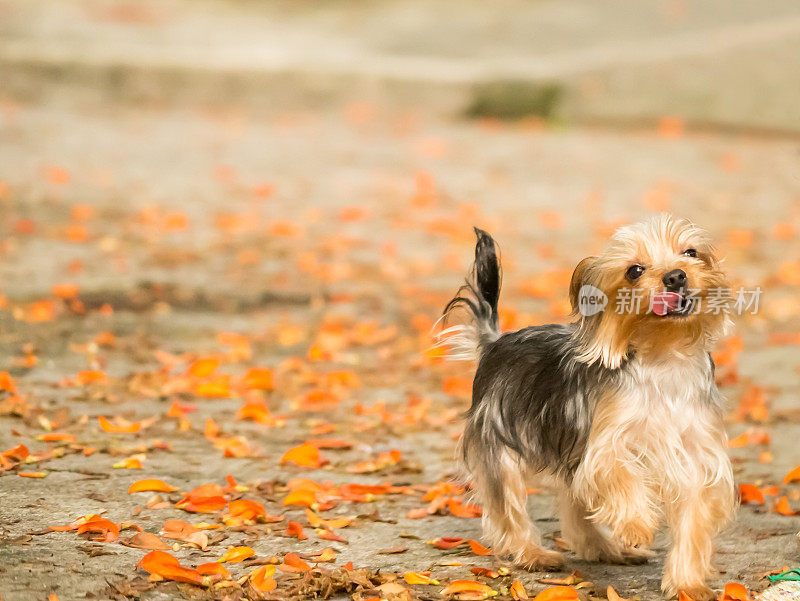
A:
[440,216,735,600]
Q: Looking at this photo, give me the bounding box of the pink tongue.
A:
[652,292,683,316]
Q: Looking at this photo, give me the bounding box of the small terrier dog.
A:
[441,215,734,600]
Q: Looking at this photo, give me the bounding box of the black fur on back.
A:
[462,324,619,479]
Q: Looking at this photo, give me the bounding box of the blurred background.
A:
[2,1,800,599]
[2,0,800,317]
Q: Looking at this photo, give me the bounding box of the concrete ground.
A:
[1,89,800,601]
[1,2,800,600]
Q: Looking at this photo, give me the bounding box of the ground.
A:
[2,2,800,601]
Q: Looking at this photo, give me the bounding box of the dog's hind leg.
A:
[467,447,563,571]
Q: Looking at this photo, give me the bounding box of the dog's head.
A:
[569,214,731,368]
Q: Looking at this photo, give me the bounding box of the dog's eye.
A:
[683,248,698,258]
[625,264,645,281]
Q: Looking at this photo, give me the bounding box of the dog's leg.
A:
[470,451,563,571]
[558,488,651,565]
[661,476,734,600]
[572,396,659,548]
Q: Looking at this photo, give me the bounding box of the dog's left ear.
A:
[569,256,596,314]
[569,256,629,369]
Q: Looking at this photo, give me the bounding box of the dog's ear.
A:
[569,256,596,314]
[569,256,629,369]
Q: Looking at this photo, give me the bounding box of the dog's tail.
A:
[437,227,502,361]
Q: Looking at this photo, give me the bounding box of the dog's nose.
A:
[662,269,687,291]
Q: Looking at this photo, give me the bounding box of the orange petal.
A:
[317,529,348,543]
[607,586,629,601]
[738,484,764,505]
[308,438,353,449]
[98,416,140,434]
[176,496,226,513]
[773,496,797,516]
[113,454,144,469]
[175,483,227,513]
[280,443,324,468]
[197,562,230,577]
[195,375,231,398]
[51,514,95,532]
[784,464,800,484]
[222,499,268,526]
[447,499,482,518]
[286,521,308,540]
[720,583,751,601]
[404,572,438,585]
[137,550,179,572]
[241,367,275,390]
[204,418,219,439]
[727,432,750,448]
[76,516,119,542]
[250,565,277,592]
[236,402,273,425]
[155,564,205,585]
[129,479,179,493]
[188,358,219,378]
[219,546,255,563]
[76,370,107,385]
[440,580,496,600]
[431,536,464,549]
[532,586,580,601]
[161,520,202,540]
[467,539,492,556]
[282,489,317,507]
[305,508,350,529]
[0,372,18,393]
[278,552,312,572]
[312,548,337,562]
[511,581,529,600]
[36,433,76,442]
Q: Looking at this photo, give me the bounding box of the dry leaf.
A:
[124,532,169,550]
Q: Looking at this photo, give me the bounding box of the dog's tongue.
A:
[652,291,683,316]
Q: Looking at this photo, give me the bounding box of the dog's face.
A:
[569,214,731,368]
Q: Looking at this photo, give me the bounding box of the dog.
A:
[440,214,735,600]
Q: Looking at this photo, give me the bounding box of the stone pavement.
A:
[0,89,799,600]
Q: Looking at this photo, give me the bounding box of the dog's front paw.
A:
[661,582,716,601]
[570,536,652,565]
[613,520,654,549]
[514,546,564,572]
[618,545,654,565]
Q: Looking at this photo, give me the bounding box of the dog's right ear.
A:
[569,256,596,314]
